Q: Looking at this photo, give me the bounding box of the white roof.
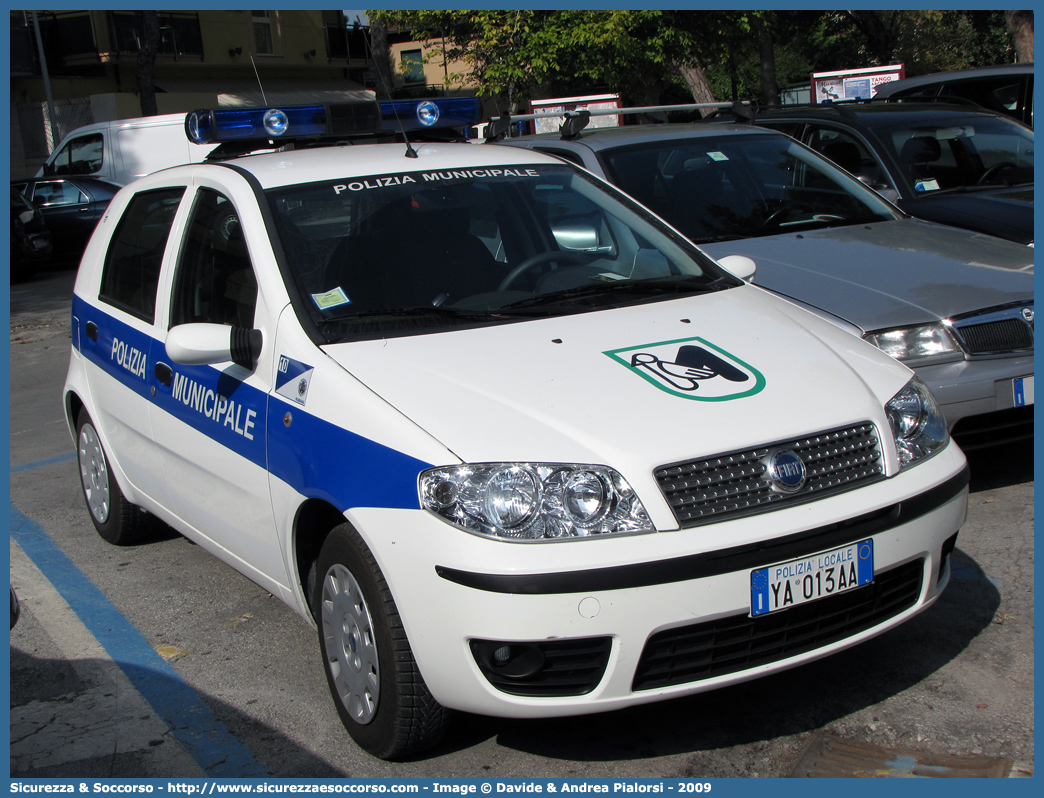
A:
[229,140,561,190]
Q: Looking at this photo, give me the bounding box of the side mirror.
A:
[860,180,899,204]
[165,323,262,370]
[715,254,757,282]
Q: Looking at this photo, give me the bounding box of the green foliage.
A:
[368,10,1017,109]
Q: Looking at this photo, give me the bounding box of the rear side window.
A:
[32,181,88,207]
[49,133,104,177]
[99,188,185,323]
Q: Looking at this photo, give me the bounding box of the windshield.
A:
[266,163,738,342]
[599,132,899,244]
[875,114,1034,192]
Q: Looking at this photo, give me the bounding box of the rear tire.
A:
[75,409,154,546]
[313,522,449,759]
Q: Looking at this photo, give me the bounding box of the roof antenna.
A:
[249,54,268,106]
[361,17,418,158]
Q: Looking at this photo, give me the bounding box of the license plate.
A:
[1014,376,1034,406]
[750,539,874,617]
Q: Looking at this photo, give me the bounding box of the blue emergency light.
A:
[186,98,483,146]
[378,98,483,132]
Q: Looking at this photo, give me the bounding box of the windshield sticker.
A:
[914,178,941,192]
[331,168,541,195]
[276,355,314,407]
[707,151,729,161]
[312,287,351,310]
[604,336,765,401]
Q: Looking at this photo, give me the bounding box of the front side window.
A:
[170,188,258,329]
[49,133,103,177]
[880,114,1034,191]
[99,188,185,322]
[601,133,898,244]
[266,163,737,342]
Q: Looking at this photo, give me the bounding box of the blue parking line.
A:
[11,451,77,473]
[9,504,268,777]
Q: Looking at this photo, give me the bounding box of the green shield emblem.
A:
[605,336,765,401]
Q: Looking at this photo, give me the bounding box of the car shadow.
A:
[434,547,999,762]
[965,439,1034,493]
[9,647,343,778]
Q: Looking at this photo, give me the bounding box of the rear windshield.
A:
[266,163,739,343]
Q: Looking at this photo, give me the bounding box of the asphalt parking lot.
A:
[8,265,1034,779]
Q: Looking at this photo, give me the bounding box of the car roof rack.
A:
[711,95,990,122]
[484,101,753,142]
[189,98,484,161]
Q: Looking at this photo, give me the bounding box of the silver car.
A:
[496,122,1033,450]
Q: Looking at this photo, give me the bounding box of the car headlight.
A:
[885,377,949,468]
[864,323,961,362]
[420,463,655,541]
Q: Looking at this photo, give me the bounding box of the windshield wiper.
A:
[951,181,1034,192]
[686,233,747,244]
[318,304,555,327]
[499,275,724,311]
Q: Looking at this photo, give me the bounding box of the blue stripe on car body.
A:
[71,295,429,511]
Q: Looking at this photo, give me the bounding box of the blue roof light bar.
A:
[185,100,382,145]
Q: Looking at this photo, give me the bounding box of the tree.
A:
[368,11,1021,113]
[750,14,779,106]
[367,16,395,100]
[372,10,559,113]
[136,11,160,116]
[1006,11,1034,62]
[808,10,1016,75]
[371,10,724,112]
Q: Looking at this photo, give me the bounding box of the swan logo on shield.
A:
[605,336,765,401]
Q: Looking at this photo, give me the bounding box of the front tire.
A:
[75,409,154,545]
[313,523,449,759]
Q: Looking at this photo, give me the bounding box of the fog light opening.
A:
[475,641,546,679]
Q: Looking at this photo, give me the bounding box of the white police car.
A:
[64,98,970,759]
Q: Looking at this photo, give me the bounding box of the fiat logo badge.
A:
[1021,307,1034,323]
[767,449,807,493]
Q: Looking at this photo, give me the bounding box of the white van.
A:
[40,113,218,186]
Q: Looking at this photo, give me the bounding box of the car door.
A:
[75,185,187,511]
[28,179,98,252]
[147,180,284,593]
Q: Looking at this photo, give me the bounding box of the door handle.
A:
[154,362,173,387]
[85,321,98,341]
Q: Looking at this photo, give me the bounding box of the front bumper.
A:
[915,353,1033,432]
[347,444,969,718]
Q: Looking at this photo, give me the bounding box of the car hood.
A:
[322,285,908,471]
[700,219,1034,333]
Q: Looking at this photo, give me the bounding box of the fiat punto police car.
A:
[64,98,969,759]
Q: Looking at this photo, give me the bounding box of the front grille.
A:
[955,319,1033,354]
[632,558,924,691]
[950,304,1033,355]
[655,424,884,527]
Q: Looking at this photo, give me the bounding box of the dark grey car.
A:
[12,176,119,260]
[873,63,1033,128]
[735,102,1034,245]
[496,122,1034,449]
